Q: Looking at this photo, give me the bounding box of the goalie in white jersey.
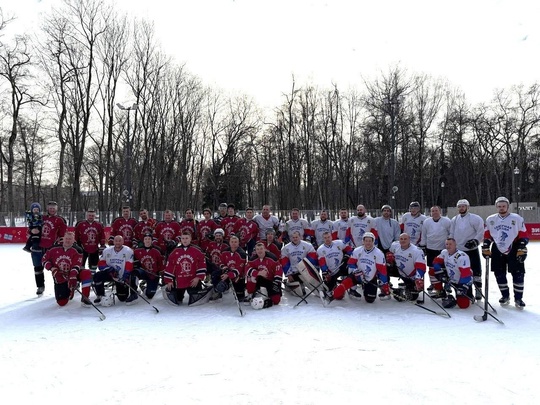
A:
[320,232,389,305]
[482,196,529,309]
[280,231,320,297]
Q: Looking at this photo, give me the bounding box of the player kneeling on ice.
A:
[132,233,164,299]
[429,238,473,309]
[93,235,137,306]
[317,230,353,294]
[385,233,427,302]
[162,232,212,306]
[280,231,320,297]
[245,243,283,309]
[320,232,389,305]
[213,235,247,301]
[42,232,93,307]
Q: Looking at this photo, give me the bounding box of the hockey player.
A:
[220,204,241,241]
[214,203,228,225]
[346,204,377,247]
[332,208,351,242]
[132,234,165,299]
[400,201,426,246]
[280,231,320,297]
[317,231,353,292]
[30,201,67,296]
[132,209,156,248]
[283,208,313,243]
[153,209,182,256]
[94,235,136,305]
[449,199,485,300]
[74,209,106,271]
[108,206,138,247]
[233,207,259,256]
[198,208,219,252]
[213,235,248,300]
[179,208,199,244]
[374,205,400,254]
[205,228,229,276]
[418,206,451,295]
[42,232,92,307]
[386,233,427,302]
[261,228,282,259]
[429,238,473,309]
[246,242,283,308]
[310,209,334,248]
[253,205,280,240]
[23,202,43,253]
[483,196,529,309]
[162,232,210,306]
[321,232,389,305]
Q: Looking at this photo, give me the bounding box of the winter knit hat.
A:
[30,202,41,212]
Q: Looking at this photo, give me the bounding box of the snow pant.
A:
[490,243,525,301]
[31,250,45,289]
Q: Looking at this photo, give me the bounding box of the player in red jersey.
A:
[198,208,219,252]
[109,206,138,247]
[233,207,259,256]
[75,209,106,271]
[205,228,229,276]
[30,201,67,296]
[179,208,199,244]
[220,204,241,241]
[42,232,92,307]
[153,209,182,256]
[246,242,283,308]
[133,234,165,299]
[162,232,210,305]
[132,209,156,248]
[217,235,248,300]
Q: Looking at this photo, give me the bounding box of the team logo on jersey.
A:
[500,231,509,242]
[181,260,192,275]
[42,225,51,238]
[511,220,516,226]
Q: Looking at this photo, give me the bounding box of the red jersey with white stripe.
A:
[163,245,207,289]
[233,218,259,248]
[42,245,83,273]
[109,217,138,246]
[134,246,164,276]
[220,215,240,240]
[75,220,106,253]
[247,255,283,283]
[133,219,157,245]
[220,247,247,278]
[484,213,528,255]
[40,215,67,249]
[153,220,182,253]
[206,241,229,266]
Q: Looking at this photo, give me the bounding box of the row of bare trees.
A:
[1,0,539,221]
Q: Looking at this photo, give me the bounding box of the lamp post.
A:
[514,166,520,215]
[392,186,398,219]
[116,103,138,205]
[385,95,404,205]
[440,181,445,215]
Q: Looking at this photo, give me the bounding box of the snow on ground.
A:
[1,243,539,404]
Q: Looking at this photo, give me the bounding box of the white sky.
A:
[2,0,540,110]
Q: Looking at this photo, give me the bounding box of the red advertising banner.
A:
[0,227,112,243]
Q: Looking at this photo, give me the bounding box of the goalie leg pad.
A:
[188,286,213,306]
[297,259,323,290]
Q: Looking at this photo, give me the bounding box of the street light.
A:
[392,186,398,219]
[514,166,520,215]
[440,181,445,215]
[116,103,138,205]
[384,95,404,205]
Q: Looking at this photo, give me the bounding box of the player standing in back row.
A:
[482,196,529,309]
[400,201,426,246]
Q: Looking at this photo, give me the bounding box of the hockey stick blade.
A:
[229,283,245,317]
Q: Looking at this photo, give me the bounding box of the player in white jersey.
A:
[418,206,451,295]
[449,199,486,300]
[253,205,280,240]
[346,204,377,247]
[317,231,353,291]
[374,205,400,254]
[332,208,350,242]
[310,209,334,247]
[280,231,320,297]
[93,235,136,304]
[400,201,426,245]
[482,196,529,309]
[284,208,313,243]
[320,232,389,305]
[430,238,473,309]
[387,233,427,302]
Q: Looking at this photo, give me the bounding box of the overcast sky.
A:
[3,0,539,109]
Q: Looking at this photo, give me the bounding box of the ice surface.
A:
[1,244,539,404]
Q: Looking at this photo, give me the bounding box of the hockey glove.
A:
[353,270,366,285]
[166,240,177,249]
[68,269,78,290]
[52,268,67,284]
[464,239,479,250]
[481,239,492,258]
[414,278,424,291]
[516,239,528,263]
[455,283,470,296]
[323,272,332,282]
[121,271,131,283]
[271,280,282,295]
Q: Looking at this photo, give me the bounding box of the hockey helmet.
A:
[456,199,470,207]
[363,232,376,241]
[251,296,272,310]
[100,294,115,307]
[495,196,510,206]
[214,228,225,236]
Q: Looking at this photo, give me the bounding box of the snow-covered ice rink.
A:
[1,243,539,404]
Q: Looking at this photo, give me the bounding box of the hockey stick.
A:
[474,257,494,323]
[229,280,245,317]
[422,289,452,318]
[119,280,159,313]
[388,289,450,318]
[76,288,106,321]
[446,283,504,325]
